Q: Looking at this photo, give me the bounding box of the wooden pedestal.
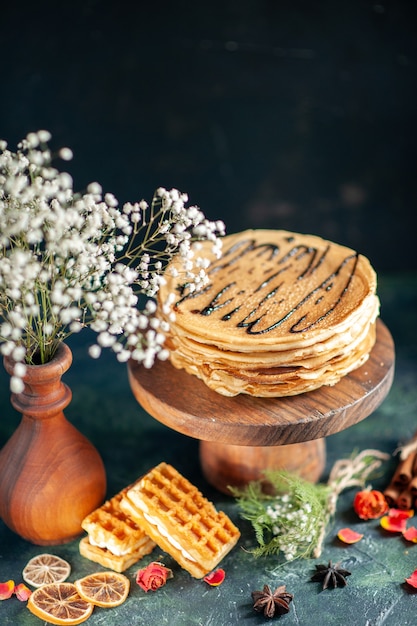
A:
[128,319,394,494]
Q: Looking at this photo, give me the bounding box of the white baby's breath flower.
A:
[97,332,117,347]
[88,344,102,359]
[12,346,26,362]
[0,322,13,338]
[1,342,14,356]
[57,172,73,189]
[26,132,40,148]
[69,321,83,333]
[87,182,102,195]
[13,362,27,378]
[37,130,52,143]
[59,308,82,324]
[105,192,118,207]
[58,147,73,161]
[116,349,131,362]
[0,131,225,390]
[10,376,25,394]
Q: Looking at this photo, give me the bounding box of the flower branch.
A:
[232,448,390,562]
[0,131,225,392]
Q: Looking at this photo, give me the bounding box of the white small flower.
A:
[13,362,27,377]
[58,147,73,161]
[145,300,157,314]
[60,307,82,324]
[37,130,52,143]
[12,346,26,362]
[57,172,73,189]
[10,376,25,393]
[1,342,14,356]
[97,332,116,347]
[70,321,83,333]
[87,181,102,195]
[26,132,40,148]
[88,344,102,358]
[0,134,225,387]
[105,192,118,207]
[0,322,12,338]
[116,349,131,362]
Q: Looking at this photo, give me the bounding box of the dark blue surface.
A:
[0,276,416,625]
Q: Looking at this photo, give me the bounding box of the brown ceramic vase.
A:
[0,343,106,545]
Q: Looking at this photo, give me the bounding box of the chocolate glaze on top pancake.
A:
[160,230,377,345]
[158,229,379,396]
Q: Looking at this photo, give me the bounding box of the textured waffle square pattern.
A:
[82,489,154,555]
[123,462,240,576]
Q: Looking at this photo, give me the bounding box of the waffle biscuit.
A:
[80,488,156,572]
[158,229,379,397]
[120,462,241,578]
[79,536,155,573]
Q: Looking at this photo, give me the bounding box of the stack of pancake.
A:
[157,229,379,397]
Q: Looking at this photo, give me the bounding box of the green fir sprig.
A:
[232,449,390,562]
[231,471,331,561]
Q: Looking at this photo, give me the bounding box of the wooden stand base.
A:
[200,438,325,494]
[128,319,394,493]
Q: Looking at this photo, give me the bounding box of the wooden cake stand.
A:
[128,319,395,494]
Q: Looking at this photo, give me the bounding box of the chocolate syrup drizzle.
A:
[175,237,360,334]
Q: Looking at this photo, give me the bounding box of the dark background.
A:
[1,0,416,272]
[1,5,417,623]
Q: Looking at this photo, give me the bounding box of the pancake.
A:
[158,229,379,397]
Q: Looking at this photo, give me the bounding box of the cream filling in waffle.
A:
[119,497,198,564]
[88,536,143,557]
[120,462,241,578]
[79,536,156,573]
[142,511,197,563]
[81,488,156,558]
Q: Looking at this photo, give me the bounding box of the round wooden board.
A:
[128,319,395,447]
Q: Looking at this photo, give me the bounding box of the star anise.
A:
[310,560,351,589]
[251,584,293,618]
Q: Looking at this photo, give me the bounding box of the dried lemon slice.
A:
[27,582,93,625]
[22,553,71,588]
[74,571,130,608]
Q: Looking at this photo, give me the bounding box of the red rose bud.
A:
[136,562,173,592]
[353,489,389,520]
